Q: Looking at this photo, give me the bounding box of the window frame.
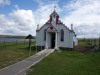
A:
[44,29,46,41]
[61,29,64,41]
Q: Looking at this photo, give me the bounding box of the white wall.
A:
[36,21,77,49]
[56,25,74,48]
[36,25,75,48]
[36,11,78,48]
[36,24,75,48]
[36,25,49,46]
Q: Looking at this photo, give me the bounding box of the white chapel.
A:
[36,10,78,50]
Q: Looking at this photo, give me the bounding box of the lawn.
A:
[27,51,100,75]
[0,41,35,69]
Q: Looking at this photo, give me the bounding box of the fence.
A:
[0,40,30,47]
[79,37,100,49]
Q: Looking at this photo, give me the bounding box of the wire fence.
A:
[85,38,99,47]
[75,37,100,51]
[0,39,31,47]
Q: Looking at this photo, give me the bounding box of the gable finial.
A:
[54,5,56,11]
[71,24,73,30]
[37,24,39,30]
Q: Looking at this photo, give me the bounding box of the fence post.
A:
[91,40,92,45]
[95,39,96,46]
[41,44,42,51]
[99,37,100,49]
[36,45,37,53]
[16,40,17,45]
[29,46,31,57]
[92,40,93,46]
[94,39,96,46]
[4,40,5,46]
[24,40,25,44]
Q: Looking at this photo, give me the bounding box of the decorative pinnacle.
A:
[54,5,56,9]
[71,24,73,30]
[54,5,56,11]
[37,24,39,30]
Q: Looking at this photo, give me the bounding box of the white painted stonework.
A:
[36,10,78,49]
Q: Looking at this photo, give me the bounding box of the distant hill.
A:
[0,35,36,39]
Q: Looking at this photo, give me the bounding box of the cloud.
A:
[62,0,100,38]
[63,0,100,24]
[0,0,100,38]
[0,14,15,35]
[74,24,100,38]
[0,0,10,5]
[0,3,58,35]
[0,0,61,36]
[34,0,59,6]
[34,3,61,27]
[13,4,19,10]
[0,9,36,35]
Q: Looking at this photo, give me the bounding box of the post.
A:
[29,39,32,57]
[36,44,37,53]
[29,46,31,57]
[69,32,70,51]
[29,39,30,48]
[41,43,42,51]
[55,32,58,50]
[24,40,25,44]
[45,32,48,49]
[16,40,17,45]
[4,40,5,46]
[99,37,100,49]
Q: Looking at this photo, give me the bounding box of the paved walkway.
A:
[0,49,55,75]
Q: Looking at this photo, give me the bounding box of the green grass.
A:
[78,40,91,46]
[27,51,100,75]
[0,41,35,69]
[78,38,99,46]
[78,41,87,46]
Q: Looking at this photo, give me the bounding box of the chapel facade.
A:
[36,10,78,50]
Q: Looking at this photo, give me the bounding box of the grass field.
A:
[78,38,99,46]
[0,41,35,69]
[27,51,100,75]
[0,38,100,75]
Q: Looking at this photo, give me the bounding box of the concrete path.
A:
[0,49,55,75]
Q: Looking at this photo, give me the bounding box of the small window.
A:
[44,30,46,41]
[61,29,64,41]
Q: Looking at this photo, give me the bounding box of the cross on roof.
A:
[54,5,56,11]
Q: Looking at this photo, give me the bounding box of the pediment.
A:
[46,25,57,31]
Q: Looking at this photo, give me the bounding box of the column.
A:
[45,32,48,49]
[55,32,58,50]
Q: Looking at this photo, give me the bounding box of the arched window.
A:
[44,30,46,41]
[61,29,64,41]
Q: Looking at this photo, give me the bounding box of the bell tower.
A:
[49,9,59,25]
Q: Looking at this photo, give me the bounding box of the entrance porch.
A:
[45,31,59,50]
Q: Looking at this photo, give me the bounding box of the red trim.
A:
[56,16,59,24]
[46,24,57,31]
[37,22,51,31]
[50,16,52,23]
[36,10,76,35]
[46,24,52,30]
[50,27,53,30]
